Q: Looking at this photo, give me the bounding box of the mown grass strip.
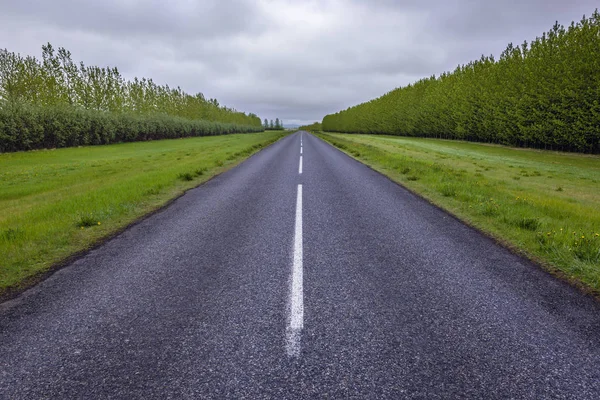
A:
[316,132,600,294]
[0,131,287,296]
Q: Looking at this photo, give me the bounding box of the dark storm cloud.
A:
[1,0,598,125]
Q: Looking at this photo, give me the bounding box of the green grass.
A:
[316,132,600,293]
[0,131,287,294]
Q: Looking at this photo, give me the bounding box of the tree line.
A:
[263,118,285,130]
[322,10,600,153]
[299,122,322,132]
[0,43,263,152]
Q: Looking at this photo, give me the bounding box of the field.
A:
[0,131,286,295]
[317,132,600,293]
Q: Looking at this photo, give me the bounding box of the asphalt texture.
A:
[1,131,600,399]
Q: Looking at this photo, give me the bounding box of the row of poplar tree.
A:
[0,43,263,152]
[263,118,285,130]
[323,10,600,153]
[299,122,322,131]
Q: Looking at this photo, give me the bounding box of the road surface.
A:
[1,131,599,398]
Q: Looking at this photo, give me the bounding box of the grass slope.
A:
[0,131,286,295]
[317,132,600,293]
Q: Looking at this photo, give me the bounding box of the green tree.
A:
[322,9,600,153]
[0,42,266,152]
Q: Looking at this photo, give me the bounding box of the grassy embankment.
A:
[317,132,600,293]
[0,131,286,296]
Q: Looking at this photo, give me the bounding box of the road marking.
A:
[299,156,303,174]
[287,184,303,357]
[300,146,303,155]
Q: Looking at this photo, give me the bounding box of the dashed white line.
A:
[286,184,304,357]
[300,146,303,155]
[299,156,303,174]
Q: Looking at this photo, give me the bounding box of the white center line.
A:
[299,156,303,174]
[300,146,303,155]
[287,184,303,357]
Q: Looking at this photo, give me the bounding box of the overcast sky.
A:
[1,0,597,125]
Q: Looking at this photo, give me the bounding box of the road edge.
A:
[312,132,600,302]
[0,133,289,304]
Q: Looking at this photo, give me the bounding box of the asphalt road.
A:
[1,131,599,399]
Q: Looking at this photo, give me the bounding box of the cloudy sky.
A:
[1,0,597,125]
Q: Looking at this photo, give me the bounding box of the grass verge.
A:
[0,131,287,297]
[316,132,600,294]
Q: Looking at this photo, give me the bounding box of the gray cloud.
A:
[1,0,597,125]
[2,0,264,40]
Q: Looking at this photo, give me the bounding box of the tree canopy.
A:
[0,43,264,151]
[322,10,600,153]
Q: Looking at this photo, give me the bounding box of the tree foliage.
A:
[299,122,322,132]
[0,43,263,152]
[322,11,600,153]
[264,117,285,130]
